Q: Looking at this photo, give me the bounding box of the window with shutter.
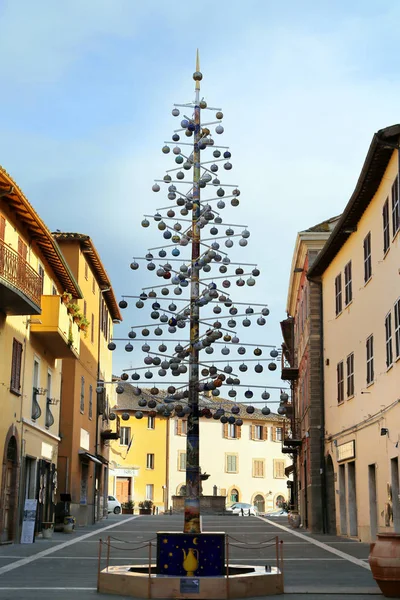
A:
[226,454,238,473]
[10,339,23,395]
[223,423,229,438]
[253,425,263,440]
[0,215,5,239]
[91,313,95,343]
[178,452,186,471]
[253,459,265,477]
[176,420,182,435]
[263,426,268,440]
[273,459,285,479]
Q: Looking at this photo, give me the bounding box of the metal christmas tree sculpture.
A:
[107,52,285,535]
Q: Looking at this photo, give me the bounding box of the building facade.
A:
[281,217,339,533]
[54,233,121,526]
[168,405,291,514]
[0,167,82,542]
[108,387,169,512]
[308,125,400,543]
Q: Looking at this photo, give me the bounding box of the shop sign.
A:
[20,499,37,544]
[336,440,355,462]
[80,428,90,451]
[115,468,139,477]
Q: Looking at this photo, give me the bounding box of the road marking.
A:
[0,516,137,576]
[261,517,370,570]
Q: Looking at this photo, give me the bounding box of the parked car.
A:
[265,509,288,517]
[107,495,122,514]
[225,502,258,516]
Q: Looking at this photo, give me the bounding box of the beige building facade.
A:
[308,125,400,543]
[168,402,291,514]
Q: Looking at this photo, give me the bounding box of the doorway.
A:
[230,488,239,503]
[368,464,378,540]
[254,494,265,513]
[325,454,337,534]
[116,477,131,503]
[2,436,18,542]
[348,462,358,537]
[391,458,400,533]
[339,464,347,535]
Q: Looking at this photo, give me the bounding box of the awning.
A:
[78,451,103,465]
[285,464,294,477]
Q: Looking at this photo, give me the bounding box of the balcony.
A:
[281,356,299,381]
[0,238,42,315]
[283,418,302,449]
[101,416,120,441]
[30,295,80,358]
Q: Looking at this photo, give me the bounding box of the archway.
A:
[253,494,265,513]
[229,488,239,503]
[1,429,20,543]
[325,454,337,534]
[275,493,286,508]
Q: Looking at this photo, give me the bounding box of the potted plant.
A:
[78,316,90,333]
[67,302,80,316]
[61,291,72,305]
[73,311,82,325]
[121,500,135,515]
[139,500,153,515]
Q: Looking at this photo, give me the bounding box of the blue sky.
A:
[1,1,400,399]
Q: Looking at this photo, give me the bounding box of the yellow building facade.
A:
[308,125,400,543]
[54,233,122,526]
[108,387,168,512]
[0,166,82,542]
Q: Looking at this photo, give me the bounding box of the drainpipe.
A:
[165,417,170,512]
[94,287,111,523]
[307,276,327,534]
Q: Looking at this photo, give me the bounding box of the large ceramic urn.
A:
[369,533,400,597]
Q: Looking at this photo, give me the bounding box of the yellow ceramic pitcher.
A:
[182,547,199,576]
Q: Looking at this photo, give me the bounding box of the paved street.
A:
[0,514,381,599]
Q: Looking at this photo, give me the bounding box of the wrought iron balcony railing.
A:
[0,238,42,309]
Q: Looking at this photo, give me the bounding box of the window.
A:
[80,377,85,412]
[253,459,265,478]
[84,300,87,318]
[10,339,23,395]
[228,423,237,438]
[92,276,96,294]
[52,284,57,295]
[178,451,186,471]
[89,385,93,419]
[394,299,400,359]
[344,261,352,305]
[366,335,374,385]
[226,454,238,473]
[146,453,155,469]
[273,427,283,442]
[337,361,344,403]
[253,425,263,440]
[120,427,131,446]
[38,264,45,294]
[85,262,88,280]
[273,459,285,479]
[146,484,154,500]
[0,215,5,239]
[147,416,155,430]
[392,176,400,237]
[252,424,267,440]
[385,313,393,368]
[176,420,187,435]
[223,422,241,439]
[101,299,109,340]
[364,232,372,282]
[91,313,95,343]
[335,274,342,315]
[383,199,390,253]
[346,353,354,398]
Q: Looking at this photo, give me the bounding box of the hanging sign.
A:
[20,499,38,544]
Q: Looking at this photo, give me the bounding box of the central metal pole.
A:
[184,52,201,534]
